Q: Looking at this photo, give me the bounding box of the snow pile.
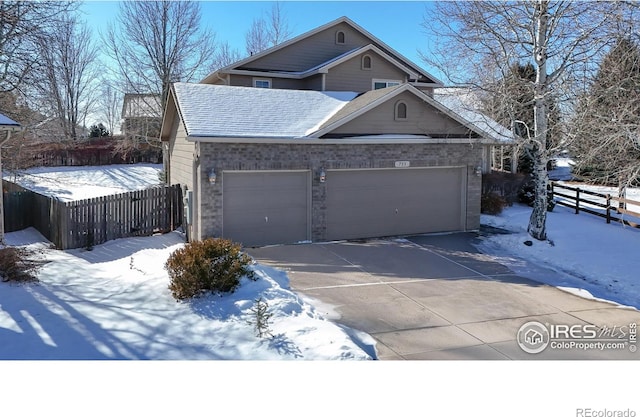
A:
[0,228,374,360]
[5,164,163,201]
[478,203,640,310]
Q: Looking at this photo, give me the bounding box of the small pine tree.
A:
[248,297,273,338]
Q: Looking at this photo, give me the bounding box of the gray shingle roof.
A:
[172,83,356,138]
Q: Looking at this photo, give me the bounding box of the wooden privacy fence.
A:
[551,182,640,228]
[3,180,183,249]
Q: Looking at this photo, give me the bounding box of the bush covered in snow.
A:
[165,238,255,300]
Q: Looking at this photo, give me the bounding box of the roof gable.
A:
[311,84,515,142]
[202,16,441,85]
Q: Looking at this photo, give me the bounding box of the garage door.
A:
[223,171,310,247]
[326,167,466,241]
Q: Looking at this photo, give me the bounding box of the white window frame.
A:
[372,79,402,90]
[253,78,272,88]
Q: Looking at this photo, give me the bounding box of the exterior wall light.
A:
[474,166,483,177]
[319,168,326,183]
[208,168,217,184]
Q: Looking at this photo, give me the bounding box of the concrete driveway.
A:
[247,233,640,360]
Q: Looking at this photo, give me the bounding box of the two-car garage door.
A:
[222,167,466,246]
[325,167,466,241]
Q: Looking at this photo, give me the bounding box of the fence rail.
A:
[3,180,183,249]
[550,182,640,228]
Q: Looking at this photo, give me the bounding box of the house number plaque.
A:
[394,161,410,168]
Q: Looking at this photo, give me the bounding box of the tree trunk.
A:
[528,0,550,241]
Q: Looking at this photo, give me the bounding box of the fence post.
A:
[606,194,611,224]
[575,188,580,214]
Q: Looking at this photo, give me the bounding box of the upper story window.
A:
[336,30,346,44]
[395,101,408,120]
[373,79,402,90]
[362,55,372,70]
[253,78,271,88]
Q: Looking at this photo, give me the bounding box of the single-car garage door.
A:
[326,167,466,241]
[223,171,310,247]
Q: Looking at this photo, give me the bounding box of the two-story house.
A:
[160,17,512,246]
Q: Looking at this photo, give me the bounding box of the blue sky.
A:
[80,1,442,80]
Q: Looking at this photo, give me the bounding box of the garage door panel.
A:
[326,168,465,241]
[223,171,310,246]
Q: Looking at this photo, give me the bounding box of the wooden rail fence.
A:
[3,180,183,249]
[551,182,640,228]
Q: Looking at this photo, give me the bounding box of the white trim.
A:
[373,79,402,90]
[253,78,272,88]
[232,69,301,79]
[186,135,495,145]
[335,30,346,44]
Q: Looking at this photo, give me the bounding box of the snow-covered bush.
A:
[165,238,255,300]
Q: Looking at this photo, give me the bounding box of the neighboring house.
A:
[121,93,162,140]
[160,16,513,247]
[1,112,22,242]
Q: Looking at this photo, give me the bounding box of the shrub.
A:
[0,247,42,283]
[481,192,508,215]
[165,238,255,301]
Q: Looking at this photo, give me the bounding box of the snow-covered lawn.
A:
[0,228,374,360]
[479,202,640,310]
[4,163,163,201]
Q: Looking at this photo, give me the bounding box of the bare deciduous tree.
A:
[100,83,122,138]
[37,15,99,141]
[0,1,77,95]
[104,1,216,120]
[421,1,628,240]
[213,41,244,70]
[245,2,292,56]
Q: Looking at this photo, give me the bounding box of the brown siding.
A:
[325,52,407,92]
[328,91,472,137]
[168,118,194,189]
[241,22,372,72]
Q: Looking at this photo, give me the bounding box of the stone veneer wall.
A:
[196,141,483,242]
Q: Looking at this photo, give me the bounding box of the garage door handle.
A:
[265,216,268,223]
[395,208,398,214]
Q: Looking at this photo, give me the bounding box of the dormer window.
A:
[395,101,408,120]
[362,54,372,70]
[336,30,346,44]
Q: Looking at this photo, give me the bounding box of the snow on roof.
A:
[433,88,515,143]
[173,83,357,138]
[0,113,20,128]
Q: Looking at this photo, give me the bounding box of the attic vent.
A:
[336,30,346,44]
[362,55,372,70]
[395,101,408,120]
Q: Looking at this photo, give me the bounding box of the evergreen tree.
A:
[571,37,640,195]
